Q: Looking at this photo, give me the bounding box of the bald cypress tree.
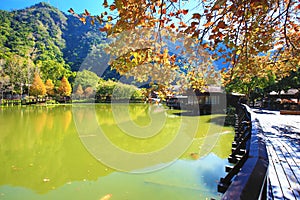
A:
[58,76,72,97]
[30,72,46,97]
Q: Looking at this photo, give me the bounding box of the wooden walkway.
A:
[252,109,300,199]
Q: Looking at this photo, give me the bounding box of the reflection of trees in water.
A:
[94,104,153,126]
[0,106,112,194]
[92,104,180,153]
[0,105,234,194]
[181,131,234,160]
[180,114,234,160]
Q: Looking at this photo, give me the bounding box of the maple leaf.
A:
[192,13,201,20]
[204,21,214,27]
[203,43,209,49]
[79,17,86,24]
[217,21,226,29]
[110,5,116,11]
[182,9,188,15]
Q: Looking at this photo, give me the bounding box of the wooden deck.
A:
[252,109,300,199]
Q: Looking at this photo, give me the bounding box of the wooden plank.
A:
[276,137,300,172]
[268,138,300,198]
[266,143,284,199]
[278,138,300,170]
[266,140,298,199]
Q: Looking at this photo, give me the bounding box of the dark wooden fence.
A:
[218,104,269,200]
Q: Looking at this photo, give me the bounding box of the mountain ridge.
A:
[0,2,116,81]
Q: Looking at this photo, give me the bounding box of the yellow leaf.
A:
[105,23,112,30]
[79,17,86,24]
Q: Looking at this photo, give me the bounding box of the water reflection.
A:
[0,104,233,199]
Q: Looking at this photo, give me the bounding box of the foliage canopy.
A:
[70,0,300,94]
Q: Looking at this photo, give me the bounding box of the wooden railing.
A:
[218,104,269,200]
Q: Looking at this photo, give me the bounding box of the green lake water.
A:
[0,104,233,200]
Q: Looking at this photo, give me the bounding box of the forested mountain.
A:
[0,2,115,90]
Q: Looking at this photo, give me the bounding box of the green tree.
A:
[0,60,10,96]
[96,79,143,100]
[73,69,100,90]
[58,76,72,97]
[96,79,116,100]
[2,55,35,95]
[37,60,72,84]
[30,72,46,97]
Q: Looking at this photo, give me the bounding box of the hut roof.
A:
[269,89,299,96]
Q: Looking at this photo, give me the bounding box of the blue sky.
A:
[0,0,105,15]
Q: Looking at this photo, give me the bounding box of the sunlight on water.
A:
[0,104,233,200]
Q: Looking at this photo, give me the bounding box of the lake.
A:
[0,104,233,200]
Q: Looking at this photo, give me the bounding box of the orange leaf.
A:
[79,17,86,24]
[170,23,175,29]
[179,21,187,28]
[204,21,214,27]
[217,21,226,29]
[203,43,209,49]
[217,32,224,39]
[212,4,220,10]
[208,34,216,40]
[182,9,188,15]
[110,5,116,11]
[192,13,201,20]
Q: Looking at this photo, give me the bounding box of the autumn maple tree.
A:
[69,0,300,94]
